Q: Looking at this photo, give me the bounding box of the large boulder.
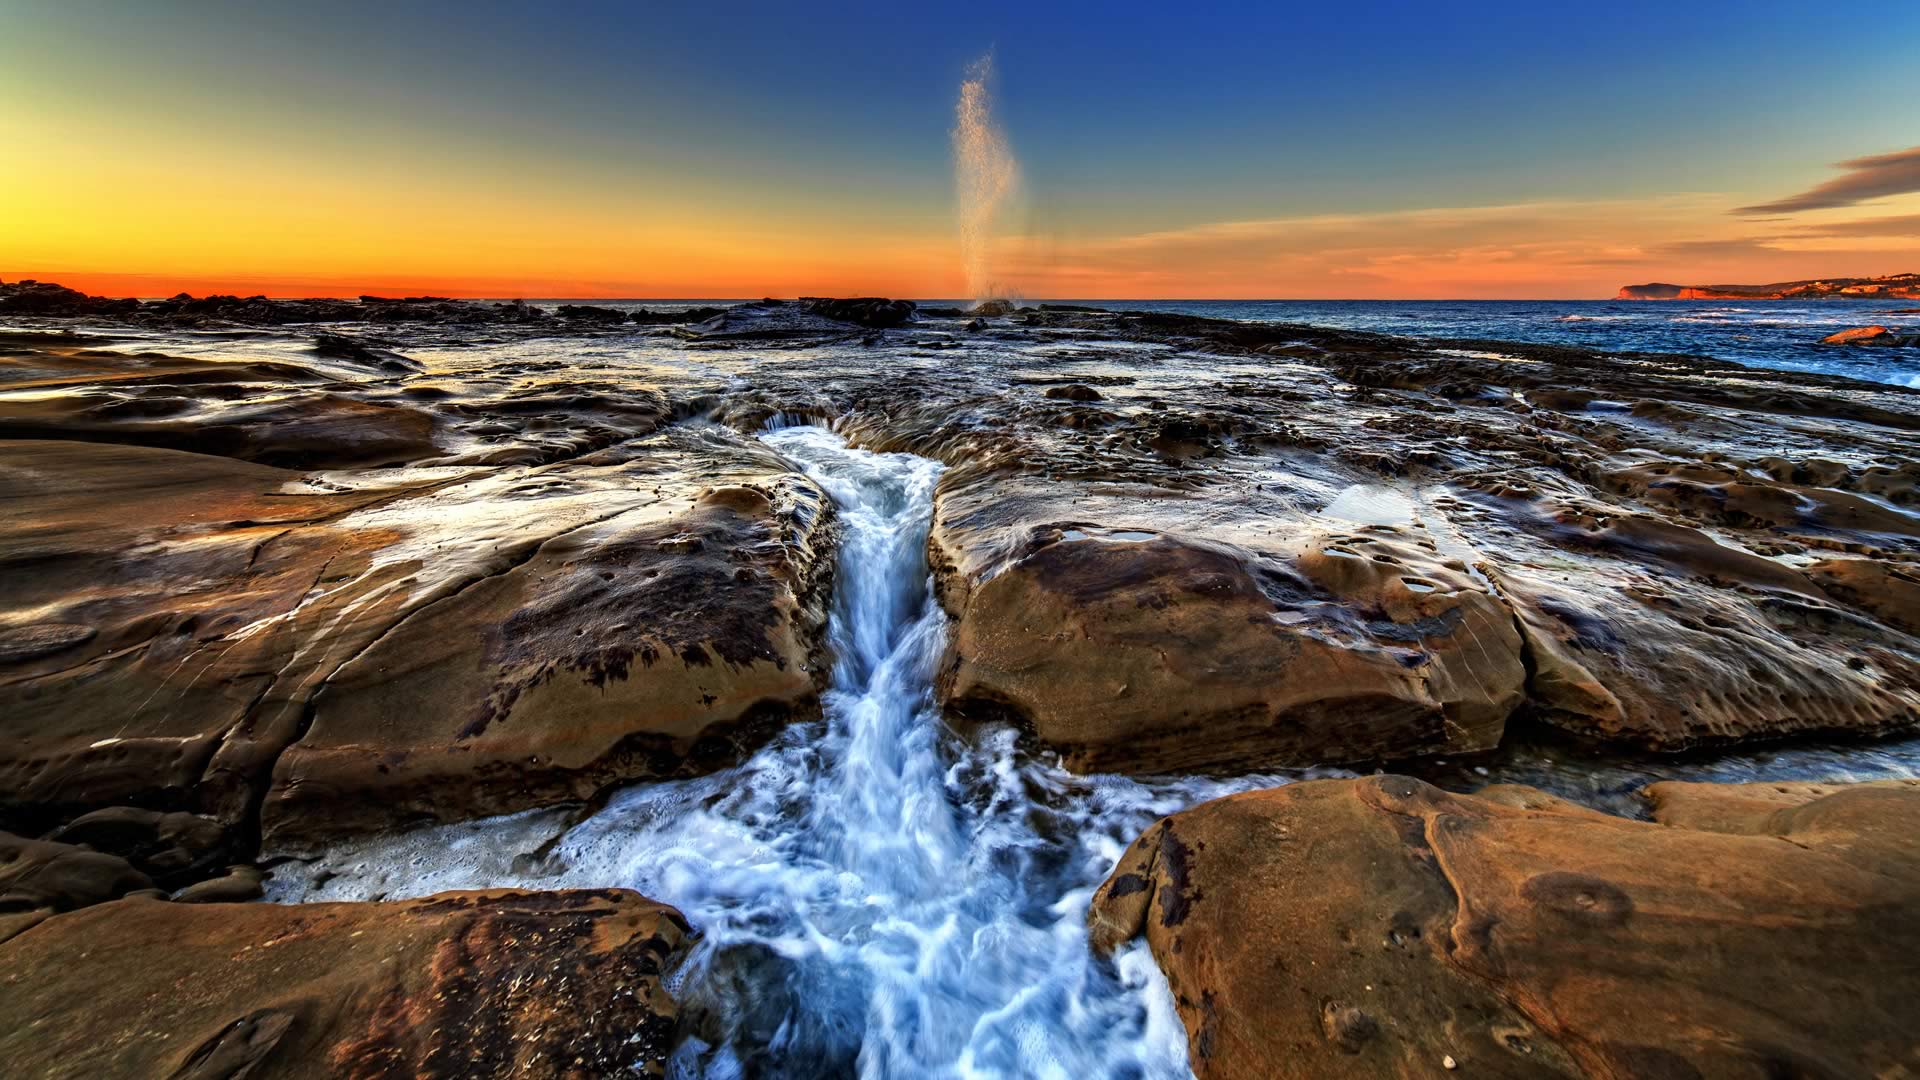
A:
[1089,776,1920,1079]
[0,889,690,1078]
[932,479,1526,773]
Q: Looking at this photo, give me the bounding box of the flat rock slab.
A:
[0,428,836,846]
[1089,776,1920,1078]
[0,888,689,1079]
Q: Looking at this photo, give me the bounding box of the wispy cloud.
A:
[990,192,1919,298]
[1735,146,1920,215]
[1791,213,1920,237]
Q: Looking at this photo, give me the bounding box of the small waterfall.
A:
[953,53,1021,306]
[273,425,1270,1077]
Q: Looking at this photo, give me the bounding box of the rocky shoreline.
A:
[4,281,1918,1075]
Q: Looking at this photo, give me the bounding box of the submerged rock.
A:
[1089,775,1920,1079]
[0,889,690,1078]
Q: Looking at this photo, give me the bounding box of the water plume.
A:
[953,52,1021,305]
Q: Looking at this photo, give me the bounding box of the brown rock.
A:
[1475,495,1920,750]
[0,831,154,943]
[1805,557,1920,635]
[1,429,836,848]
[1089,776,1920,1079]
[0,889,690,1078]
[1820,325,1917,347]
[0,439,431,823]
[43,806,230,886]
[934,501,1525,773]
[170,863,264,903]
[0,338,438,467]
[259,460,835,851]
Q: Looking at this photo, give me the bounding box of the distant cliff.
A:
[1617,273,1920,300]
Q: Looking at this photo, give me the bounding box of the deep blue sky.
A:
[6,1,1918,296]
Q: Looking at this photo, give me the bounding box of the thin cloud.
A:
[1653,237,1785,258]
[1790,213,1920,237]
[1735,146,1920,215]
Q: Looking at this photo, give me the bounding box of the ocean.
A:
[551,298,1920,388]
[1116,298,1920,388]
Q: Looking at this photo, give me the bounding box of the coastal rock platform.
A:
[3,281,1919,1074]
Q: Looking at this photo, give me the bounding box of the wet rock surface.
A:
[1089,775,1920,1079]
[5,289,1917,837]
[0,888,690,1078]
[3,284,1919,1072]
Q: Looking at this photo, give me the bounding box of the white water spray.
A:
[953,53,1021,305]
[272,427,1277,1077]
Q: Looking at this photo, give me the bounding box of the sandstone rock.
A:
[682,300,865,341]
[1090,776,1920,1079]
[1478,498,1920,749]
[0,337,439,467]
[0,889,690,1078]
[311,332,423,372]
[1804,557,1920,634]
[0,390,440,468]
[0,429,836,849]
[170,863,263,903]
[0,439,433,824]
[1642,776,1920,833]
[1820,325,1917,346]
[933,482,1526,773]
[43,806,230,887]
[630,306,725,325]
[0,831,154,943]
[258,445,836,851]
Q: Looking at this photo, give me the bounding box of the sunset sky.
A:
[5,0,1918,299]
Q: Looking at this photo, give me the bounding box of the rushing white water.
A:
[272,425,1279,1078]
[953,53,1021,305]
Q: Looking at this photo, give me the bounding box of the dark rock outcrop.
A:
[804,297,917,329]
[0,280,139,316]
[556,303,629,324]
